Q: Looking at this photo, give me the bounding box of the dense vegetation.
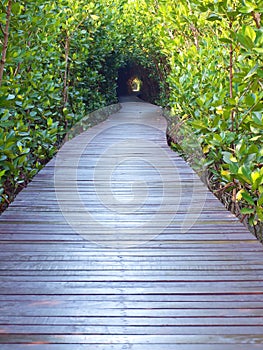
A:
[0,0,126,209]
[122,0,263,235]
[0,0,262,236]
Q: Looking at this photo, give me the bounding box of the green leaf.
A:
[238,165,252,184]
[14,154,27,167]
[13,3,23,15]
[245,63,259,80]
[207,14,222,21]
[219,38,233,44]
[249,216,257,226]
[191,120,208,131]
[0,155,7,162]
[237,33,254,50]
[256,207,263,221]
[7,94,15,100]
[253,48,263,54]
[91,14,99,21]
[253,103,263,112]
[241,191,255,205]
[244,26,256,42]
[247,144,259,154]
[244,94,256,106]
[223,152,237,164]
[239,1,256,14]
[240,207,255,215]
[237,189,245,201]
[30,111,37,117]
[255,30,263,47]
[251,171,263,191]
[250,135,262,141]
[258,193,263,206]
[47,117,53,127]
[0,170,6,178]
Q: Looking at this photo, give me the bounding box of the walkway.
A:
[0,100,263,349]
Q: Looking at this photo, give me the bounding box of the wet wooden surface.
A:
[0,100,263,349]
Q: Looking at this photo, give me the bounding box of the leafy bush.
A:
[0,0,125,211]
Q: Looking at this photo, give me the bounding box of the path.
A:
[0,100,263,349]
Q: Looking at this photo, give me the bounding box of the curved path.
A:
[0,100,263,349]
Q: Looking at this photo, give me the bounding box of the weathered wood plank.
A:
[0,334,263,344]
[2,325,263,334]
[0,345,262,350]
[1,305,263,317]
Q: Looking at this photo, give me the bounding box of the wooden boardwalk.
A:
[0,100,263,349]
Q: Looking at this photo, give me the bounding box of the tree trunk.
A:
[0,0,12,86]
[229,21,235,132]
[252,12,261,29]
[63,34,70,108]
[190,24,199,50]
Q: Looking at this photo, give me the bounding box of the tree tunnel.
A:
[116,62,160,104]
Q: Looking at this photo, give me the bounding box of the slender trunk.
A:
[229,21,235,132]
[0,0,12,87]
[14,62,21,77]
[63,34,70,108]
[252,12,261,29]
[231,187,237,216]
[186,0,199,50]
[190,24,199,50]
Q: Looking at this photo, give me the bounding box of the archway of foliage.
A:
[117,61,161,102]
[1,0,263,235]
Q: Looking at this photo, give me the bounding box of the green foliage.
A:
[0,0,125,209]
[0,0,263,233]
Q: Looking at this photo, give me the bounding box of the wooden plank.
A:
[1,305,263,317]
[2,251,263,261]
[1,262,263,273]
[0,241,261,249]
[1,325,263,334]
[0,285,262,296]
[1,249,263,257]
[0,334,263,344]
[1,275,262,283]
[0,289,262,299]
[1,299,263,308]
[0,346,262,350]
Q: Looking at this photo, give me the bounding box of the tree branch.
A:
[214,181,236,195]
[252,12,261,29]
[229,21,235,132]
[0,23,5,35]
[0,0,12,87]
[63,33,70,109]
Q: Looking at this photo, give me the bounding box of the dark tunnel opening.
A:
[116,62,160,104]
